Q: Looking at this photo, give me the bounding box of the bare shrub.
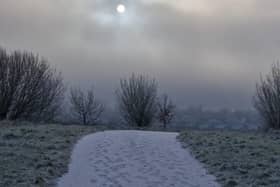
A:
[157,94,175,129]
[254,63,280,130]
[0,47,64,122]
[0,48,9,119]
[116,74,158,127]
[69,87,104,125]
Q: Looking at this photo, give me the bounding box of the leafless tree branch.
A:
[0,47,65,122]
[253,62,280,130]
[69,87,104,125]
[157,94,175,129]
[116,74,158,127]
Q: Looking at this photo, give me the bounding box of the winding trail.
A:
[58,131,220,187]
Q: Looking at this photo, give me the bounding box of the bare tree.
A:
[157,94,175,129]
[253,63,280,130]
[116,74,158,127]
[0,47,64,122]
[70,87,104,125]
[0,48,9,119]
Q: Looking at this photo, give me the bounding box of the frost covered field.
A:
[0,122,105,187]
[179,130,280,187]
[1,122,280,187]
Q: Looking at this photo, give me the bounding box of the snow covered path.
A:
[58,131,220,187]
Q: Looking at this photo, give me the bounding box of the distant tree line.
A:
[0,47,175,127]
[173,106,260,130]
[4,46,280,131]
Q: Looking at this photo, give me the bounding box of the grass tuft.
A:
[178,130,280,187]
[0,123,106,187]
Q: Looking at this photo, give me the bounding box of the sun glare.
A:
[117,4,126,14]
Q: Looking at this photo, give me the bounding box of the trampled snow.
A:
[58,131,220,187]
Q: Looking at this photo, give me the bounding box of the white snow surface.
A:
[57,131,220,187]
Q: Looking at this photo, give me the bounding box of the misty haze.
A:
[1,0,280,187]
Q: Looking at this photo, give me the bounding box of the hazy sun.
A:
[117,4,126,14]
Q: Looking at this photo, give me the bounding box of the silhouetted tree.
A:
[157,94,175,129]
[70,87,104,125]
[0,48,9,119]
[0,47,64,122]
[254,63,280,130]
[116,74,158,127]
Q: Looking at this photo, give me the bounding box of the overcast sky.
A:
[1,0,280,109]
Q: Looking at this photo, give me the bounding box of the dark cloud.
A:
[0,0,279,108]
